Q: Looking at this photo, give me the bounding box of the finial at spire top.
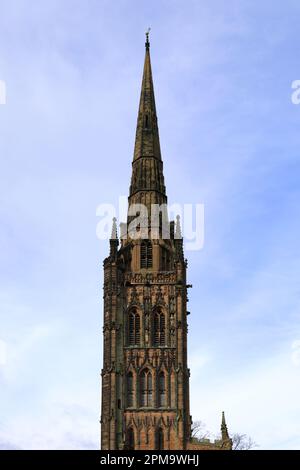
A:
[145,27,151,50]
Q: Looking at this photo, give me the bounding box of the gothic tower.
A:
[101,33,191,450]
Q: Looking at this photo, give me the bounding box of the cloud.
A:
[0,404,98,450]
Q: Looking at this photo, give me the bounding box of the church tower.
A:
[101,33,191,450]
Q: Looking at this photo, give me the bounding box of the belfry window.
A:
[141,240,152,269]
[128,309,140,346]
[140,369,153,407]
[153,308,165,346]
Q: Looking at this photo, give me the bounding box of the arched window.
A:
[141,240,152,269]
[140,369,153,407]
[158,372,166,407]
[127,372,134,407]
[126,427,135,450]
[128,309,140,346]
[153,308,165,346]
[156,428,164,450]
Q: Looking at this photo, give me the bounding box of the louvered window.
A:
[141,240,152,268]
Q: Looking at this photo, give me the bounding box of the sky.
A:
[0,0,300,450]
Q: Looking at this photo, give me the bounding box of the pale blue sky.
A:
[0,0,300,449]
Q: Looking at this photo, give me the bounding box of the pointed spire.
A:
[132,30,161,162]
[221,411,230,441]
[129,32,166,208]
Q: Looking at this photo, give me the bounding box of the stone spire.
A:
[221,411,230,441]
[129,32,166,205]
[133,29,161,162]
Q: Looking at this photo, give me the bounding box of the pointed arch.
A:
[152,307,165,346]
[140,368,153,407]
[128,308,140,346]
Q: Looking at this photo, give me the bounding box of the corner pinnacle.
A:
[110,217,118,240]
[175,215,182,239]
